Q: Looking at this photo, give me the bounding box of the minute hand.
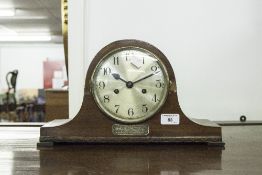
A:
[133,71,160,84]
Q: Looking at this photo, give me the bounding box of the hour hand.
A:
[112,73,127,83]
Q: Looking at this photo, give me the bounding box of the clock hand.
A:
[112,73,127,83]
[112,73,135,89]
[133,71,160,84]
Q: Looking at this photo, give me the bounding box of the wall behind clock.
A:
[0,44,64,90]
[68,0,262,121]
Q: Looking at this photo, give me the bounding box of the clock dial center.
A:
[126,81,134,88]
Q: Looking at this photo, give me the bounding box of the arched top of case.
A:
[84,39,177,94]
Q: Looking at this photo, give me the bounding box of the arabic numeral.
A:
[103,67,111,75]
[97,81,105,89]
[114,105,120,113]
[168,117,173,122]
[113,56,119,65]
[126,52,129,61]
[156,80,164,88]
[151,65,158,72]
[142,104,148,113]
[103,95,110,103]
[128,108,134,116]
[152,94,160,102]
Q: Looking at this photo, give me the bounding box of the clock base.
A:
[38,118,224,147]
[38,137,224,147]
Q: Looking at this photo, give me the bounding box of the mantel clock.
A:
[38,40,224,146]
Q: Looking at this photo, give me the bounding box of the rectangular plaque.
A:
[112,124,149,136]
[161,114,180,125]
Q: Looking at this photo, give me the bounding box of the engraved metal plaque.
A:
[112,124,149,136]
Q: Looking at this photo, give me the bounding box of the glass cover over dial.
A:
[91,47,169,123]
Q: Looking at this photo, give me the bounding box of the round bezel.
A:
[91,44,169,124]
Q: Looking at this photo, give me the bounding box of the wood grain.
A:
[45,89,68,122]
[40,40,223,145]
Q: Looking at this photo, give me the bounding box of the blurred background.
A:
[0,0,67,123]
[1,0,261,123]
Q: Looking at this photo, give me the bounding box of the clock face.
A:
[91,47,169,123]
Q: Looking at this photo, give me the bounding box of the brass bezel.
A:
[90,42,169,124]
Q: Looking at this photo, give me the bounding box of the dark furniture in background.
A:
[45,89,68,122]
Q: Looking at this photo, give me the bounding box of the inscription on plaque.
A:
[112,124,149,136]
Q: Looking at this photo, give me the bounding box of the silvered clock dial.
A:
[91,47,169,123]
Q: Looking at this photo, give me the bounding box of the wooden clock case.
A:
[38,40,224,146]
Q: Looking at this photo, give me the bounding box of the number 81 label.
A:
[161,114,180,125]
